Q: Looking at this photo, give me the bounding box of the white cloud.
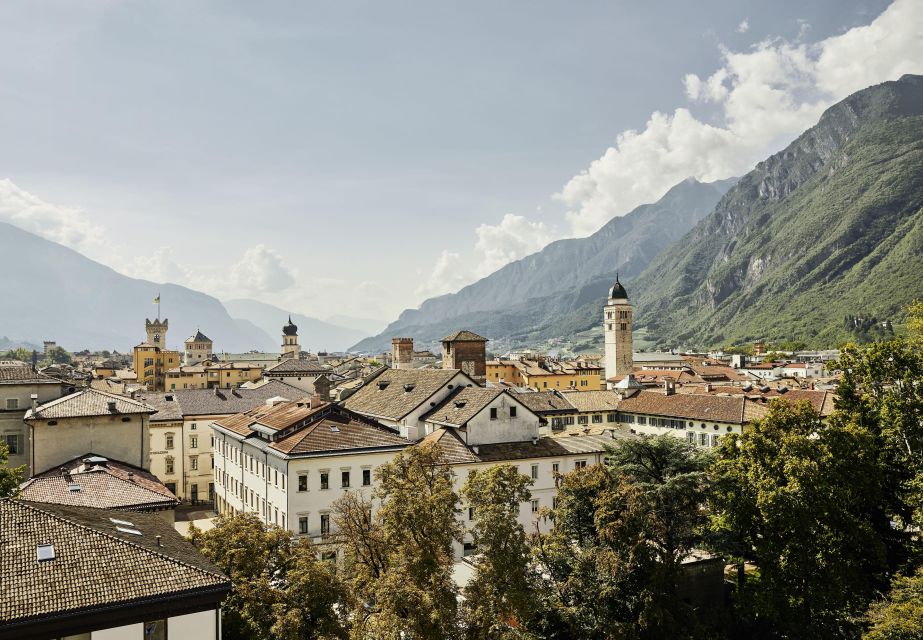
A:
[474,214,554,276]
[737,18,750,34]
[228,244,296,293]
[415,250,471,299]
[559,0,923,236]
[0,178,104,251]
[124,247,191,285]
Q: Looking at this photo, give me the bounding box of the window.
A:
[299,516,308,535]
[637,416,647,425]
[564,416,574,425]
[3,434,20,455]
[165,435,174,449]
[468,507,474,520]
[190,456,199,471]
[190,436,198,449]
[321,551,337,562]
[686,431,695,443]
[574,460,587,469]
[531,464,538,480]
[489,407,498,420]
[165,458,174,474]
[298,475,307,492]
[463,542,477,557]
[509,406,517,418]
[552,462,559,475]
[607,413,617,423]
[531,499,539,513]
[577,415,588,425]
[320,514,330,535]
[320,472,329,490]
[711,434,720,447]
[551,417,563,430]
[5,398,18,410]
[699,433,708,447]
[341,470,350,488]
[592,414,603,424]
[144,619,166,640]
[552,497,559,509]
[190,423,197,430]
[362,469,371,486]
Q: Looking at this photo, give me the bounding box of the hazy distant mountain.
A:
[0,221,276,352]
[224,299,366,352]
[351,177,735,352]
[325,314,386,336]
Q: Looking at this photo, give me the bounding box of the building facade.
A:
[183,330,214,365]
[0,365,66,476]
[487,358,604,391]
[441,331,488,382]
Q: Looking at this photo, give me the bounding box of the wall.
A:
[31,414,149,475]
[148,419,185,497]
[455,395,539,446]
[0,381,64,476]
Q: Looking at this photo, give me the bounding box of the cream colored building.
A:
[0,364,66,476]
[184,330,214,365]
[24,388,155,475]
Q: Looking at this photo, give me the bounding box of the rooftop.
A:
[617,390,747,424]
[509,390,576,414]
[19,454,178,512]
[343,368,471,421]
[138,380,303,420]
[0,500,229,633]
[559,390,622,413]
[421,387,504,427]
[25,388,154,421]
[0,365,63,386]
[441,330,488,342]
[422,427,626,465]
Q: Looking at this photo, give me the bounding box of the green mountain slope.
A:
[630,74,923,348]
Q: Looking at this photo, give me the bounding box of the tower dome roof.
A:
[608,275,628,300]
[282,316,298,336]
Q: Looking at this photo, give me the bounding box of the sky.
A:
[0,0,919,325]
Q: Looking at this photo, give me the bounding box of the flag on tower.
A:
[153,294,160,304]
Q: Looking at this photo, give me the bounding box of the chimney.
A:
[703,383,712,393]
[314,375,332,402]
[663,379,676,396]
[107,400,118,412]
[155,535,163,548]
[30,393,38,413]
[127,471,134,482]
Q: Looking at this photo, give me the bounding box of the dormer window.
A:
[377,381,390,391]
[403,384,415,393]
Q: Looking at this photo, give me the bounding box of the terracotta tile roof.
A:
[617,390,746,424]
[138,380,301,420]
[559,390,621,413]
[213,398,329,437]
[442,330,488,342]
[509,390,576,414]
[25,389,154,421]
[678,386,835,417]
[342,368,470,421]
[422,387,503,427]
[19,454,178,511]
[272,413,408,455]
[610,370,702,385]
[0,500,229,630]
[0,366,62,386]
[421,429,480,464]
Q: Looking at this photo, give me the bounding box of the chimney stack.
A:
[392,338,414,370]
[31,393,38,413]
[663,379,676,396]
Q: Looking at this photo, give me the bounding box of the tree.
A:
[333,441,461,640]
[0,440,24,497]
[907,300,923,341]
[44,346,72,365]
[191,512,347,640]
[710,400,886,637]
[531,464,662,639]
[865,568,923,640]
[2,348,30,363]
[460,464,536,639]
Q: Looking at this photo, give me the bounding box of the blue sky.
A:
[0,0,916,325]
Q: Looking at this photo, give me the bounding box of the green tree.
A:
[334,441,461,640]
[460,464,536,639]
[0,440,24,497]
[44,346,72,365]
[907,300,923,341]
[3,348,30,363]
[710,400,886,637]
[865,568,923,640]
[191,512,347,640]
[531,464,662,639]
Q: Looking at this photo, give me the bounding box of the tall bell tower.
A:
[603,275,632,382]
[281,316,301,360]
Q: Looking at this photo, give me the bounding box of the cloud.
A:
[474,214,554,276]
[229,244,296,293]
[737,18,750,34]
[558,0,923,236]
[0,178,104,251]
[125,247,192,285]
[415,250,471,299]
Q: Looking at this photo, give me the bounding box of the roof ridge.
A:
[10,500,227,582]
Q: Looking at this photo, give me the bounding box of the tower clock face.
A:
[154,333,160,343]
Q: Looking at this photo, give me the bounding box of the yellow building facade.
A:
[133,344,181,391]
[487,358,604,391]
[164,362,263,391]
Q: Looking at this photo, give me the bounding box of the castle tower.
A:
[441,330,488,383]
[281,316,301,360]
[392,337,414,369]
[145,318,169,349]
[603,276,632,383]
[184,330,213,365]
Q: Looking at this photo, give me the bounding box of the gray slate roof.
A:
[0,500,229,630]
[421,387,503,427]
[343,368,471,421]
[138,380,303,420]
[0,366,63,386]
[265,359,329,375]
[422,428,625,464]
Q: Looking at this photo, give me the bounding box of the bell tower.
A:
[281,316,301,360]
[603,275,632,383]
[145,318,168,349]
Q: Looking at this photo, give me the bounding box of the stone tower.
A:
[145,318,169,349]
[441,330,488,383]
[281,316,301,360]
[603,276,632,382]
[392,337,414,369]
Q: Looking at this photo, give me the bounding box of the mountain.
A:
[0,221,276,352]
[224,299,366,353]
[628,74,923,348]
[351,177,735,352]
